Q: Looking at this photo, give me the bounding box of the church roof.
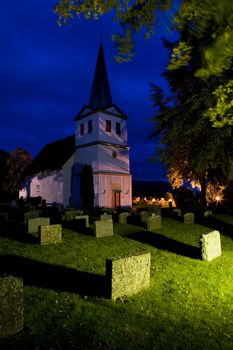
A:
[26,135,75,175]
[88,42,112,109]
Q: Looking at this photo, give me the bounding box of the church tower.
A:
[72,42,132,209]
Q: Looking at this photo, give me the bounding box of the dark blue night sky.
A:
[0,1,178,180]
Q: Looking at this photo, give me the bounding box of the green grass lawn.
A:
[0,215,233,349]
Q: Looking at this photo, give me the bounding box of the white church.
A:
[20,43,132,209]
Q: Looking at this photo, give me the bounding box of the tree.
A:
[3,148,32,197]
[80,164,95,215]
[149,3,233,206]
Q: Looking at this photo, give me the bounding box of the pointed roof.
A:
[25,135,75,175]
[89,43,112,109]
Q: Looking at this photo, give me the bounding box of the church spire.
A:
[89,42,112,109]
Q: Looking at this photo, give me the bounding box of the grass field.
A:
[0,214,233,349]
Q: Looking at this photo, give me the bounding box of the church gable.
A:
[105,105,127,119]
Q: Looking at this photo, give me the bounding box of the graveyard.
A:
[0,206,233,349]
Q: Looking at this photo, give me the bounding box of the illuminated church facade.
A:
[20,43,132,209]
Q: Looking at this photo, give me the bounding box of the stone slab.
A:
[204,210,213,218]
[94,219,113,238]
[183,212,194,224]
[0,275,24,338]
[140,211,148,223]
[200,230,222,261]
[75,215,89,227]
[147,215,161,230]
[100,214,112,221]
[28,217,50,233]
[39,224,62,245]
[106,252,151,300]
[119,212,130,224]
[23,210,40,224]
[64,210,79,221]
[173,208,182,217]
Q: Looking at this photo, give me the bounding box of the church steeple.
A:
[89,43,112,109]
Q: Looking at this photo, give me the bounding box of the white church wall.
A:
[75,144,130,174]
[27,170,63,205]
[94,174,132,208]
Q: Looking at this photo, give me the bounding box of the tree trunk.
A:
[200,177,207,208]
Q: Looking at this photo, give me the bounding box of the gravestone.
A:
[173,208,182,217]
[75,215,89,227]
[28,217,50,233]
[64,210,78,221]
[204,210,213,218]
[119,212,130,224]
[148,205,161,217]
[0,275,24,338]
[183,212,194,224]
[23,210,40,224]
[147,215,161,230]
[200,230,222,261]
[106,252,151,300]
[100,214,112,221]
[94,219,113,238]
[140,211,148,223]
[39,224,62,245]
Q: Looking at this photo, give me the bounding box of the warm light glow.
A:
[215,195,221,202]
[151,198,156,203]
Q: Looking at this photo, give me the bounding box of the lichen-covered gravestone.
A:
[94,219,113,238]
[28,217,50,233]
[0,275,24,338]
[39,224,62,245]
[183,212,194,224]
[200,230,222,261]
[147,215,161,230]
[119,212,130,224]
[106,252,151,300]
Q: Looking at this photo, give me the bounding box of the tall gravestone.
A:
[119,212,130,224]
[183,212,194,224]
[147,215,161,230]
[0,275,24,338]
[200,230,222,261]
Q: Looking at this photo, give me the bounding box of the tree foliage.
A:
[149,0,233,205]
[54,0,172,62]
[3,148,32,195]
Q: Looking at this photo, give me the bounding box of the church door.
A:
[112,190,121,209]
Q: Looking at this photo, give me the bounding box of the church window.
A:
[88,120,92,133]
[106,120,111,132]
[116,122,121,135]
[80,123,84,135]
